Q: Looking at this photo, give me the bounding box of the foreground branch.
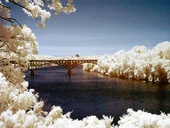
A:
[0,16,23,28]
[0,3,10,9]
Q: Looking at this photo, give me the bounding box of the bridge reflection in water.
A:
[28,59,98,76]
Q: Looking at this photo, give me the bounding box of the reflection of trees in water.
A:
[157,85,169,113]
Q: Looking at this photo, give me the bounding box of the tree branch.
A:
[0,3,10,9]
[9,0,33,16]
[0,15,23,28]
[0,41,5,48]
[2,41,21,55]
[8,0,42,26]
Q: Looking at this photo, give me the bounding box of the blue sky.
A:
[11,0,170,56]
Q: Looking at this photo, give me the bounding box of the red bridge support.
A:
[67,60,72,76]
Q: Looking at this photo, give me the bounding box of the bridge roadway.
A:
[28,59,98,76]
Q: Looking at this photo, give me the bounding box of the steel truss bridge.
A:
[28,59,98,76]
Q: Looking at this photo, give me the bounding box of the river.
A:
[25,66,170,124]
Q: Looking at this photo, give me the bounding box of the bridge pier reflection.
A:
[30,69,35,76]
[68,69,72,76]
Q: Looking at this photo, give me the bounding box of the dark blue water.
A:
[25,66,170,124]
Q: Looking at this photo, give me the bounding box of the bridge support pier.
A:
[67,61,72,76]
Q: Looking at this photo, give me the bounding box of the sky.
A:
[11,0,170,56]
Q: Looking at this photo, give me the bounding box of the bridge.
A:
[28,59,98,76]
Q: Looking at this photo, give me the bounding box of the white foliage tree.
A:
[83,42,170,83]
